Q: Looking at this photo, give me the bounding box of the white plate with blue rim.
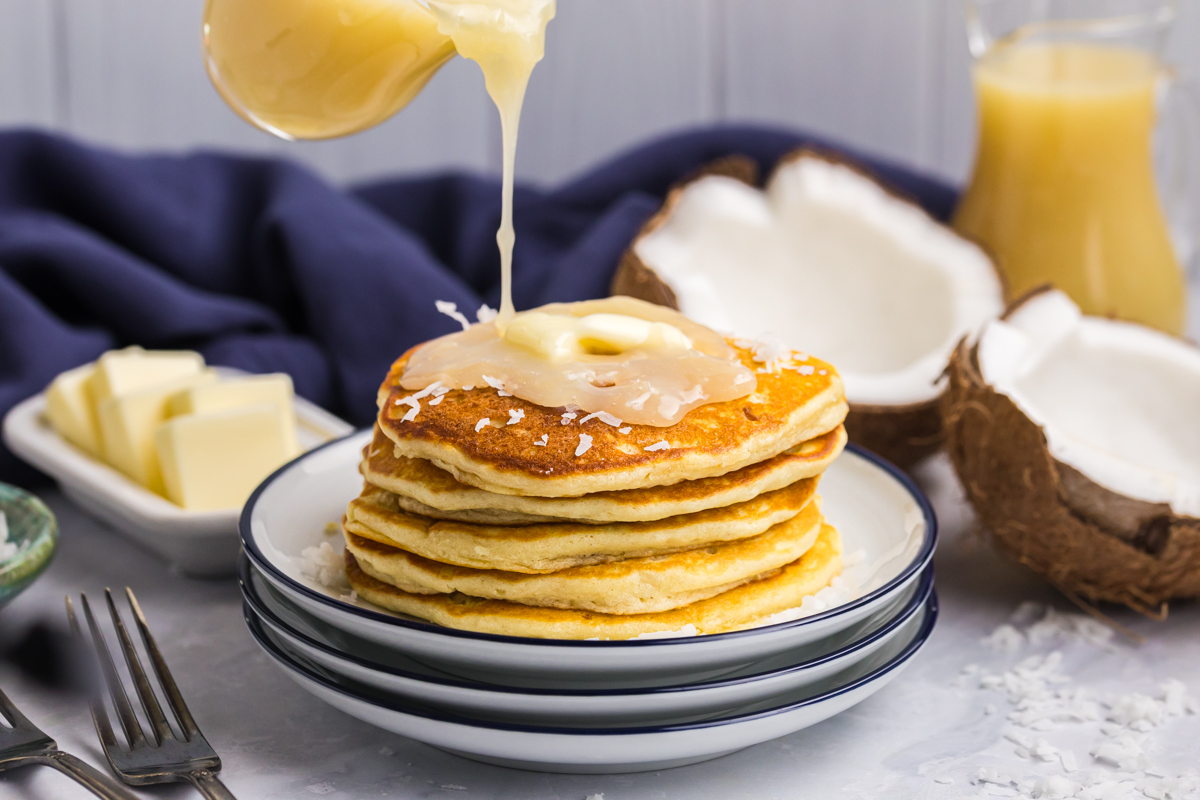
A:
[240,430,936,684]
[248,586,938,774]
[243,551,932,718]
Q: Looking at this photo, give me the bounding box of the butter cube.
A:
[45,362,102,457]
[577,314,653,353]
[168,374,300,457]
[98,371,217,493]
[86,347,205,405]
[155,404,293,511]
[504,312,584,361]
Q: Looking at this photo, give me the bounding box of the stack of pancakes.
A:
[342,344,850,640]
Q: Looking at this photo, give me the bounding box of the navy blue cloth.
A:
[0,125,957,486]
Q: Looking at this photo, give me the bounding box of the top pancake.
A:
[377,343,847,497]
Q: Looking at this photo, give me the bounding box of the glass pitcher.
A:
[953,0,1199,335]
[202,0,457,141]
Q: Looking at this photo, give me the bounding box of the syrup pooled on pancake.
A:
[399,297,756,427]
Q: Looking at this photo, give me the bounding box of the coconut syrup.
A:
[400,297,757,427]
[403,3,756,426]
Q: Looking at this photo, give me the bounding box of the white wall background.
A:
[1,0,1198,188]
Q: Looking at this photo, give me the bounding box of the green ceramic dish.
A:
[0,483,58,607]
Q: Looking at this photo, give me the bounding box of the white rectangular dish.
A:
[2,380,354,577]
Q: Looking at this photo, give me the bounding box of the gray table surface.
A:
[2,452,1199,800]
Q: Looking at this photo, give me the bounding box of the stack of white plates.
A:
[239,431,938,773]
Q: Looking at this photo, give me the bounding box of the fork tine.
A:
[66,596,121,754]
[81,592,147,750]
[125,587,201,739]
[105,588,173,746]
[0,685,29,729]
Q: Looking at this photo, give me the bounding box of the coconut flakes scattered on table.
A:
[534,434,548,447]
[580,410,622,427]
[952,601,1200,799]
[644,440,670,452]
[475,418,490,433]
[575,434,593,457]
[435,300,471,331]
[507,409,525,425]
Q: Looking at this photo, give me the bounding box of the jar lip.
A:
[964,0,1178,61]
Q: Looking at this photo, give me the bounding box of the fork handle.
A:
[22,752,140,800]
[187,769,238,800]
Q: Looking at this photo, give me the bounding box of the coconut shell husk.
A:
[943,334,1200,614]
[612,148,966,470]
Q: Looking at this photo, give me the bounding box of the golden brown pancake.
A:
[345,523,843,639]
[344,506,821,615]
[360,424,845,524]
[376,344,847,497]
[345,484,820,574]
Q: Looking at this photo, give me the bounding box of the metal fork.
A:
[66,588,237,800]
[0,686,138,799]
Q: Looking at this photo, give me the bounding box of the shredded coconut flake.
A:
[644,440,670,452]
[626,391,652,410]
[395,395,422,423]
[435,300,471,331]
[462,385,475,391]
[534,434,549,447]
[561,412,578,425]
[507,409,525,425]
[966,601,1199,798]
[297,541,348,591]
[0,511,15,561]
[575,434,593,457]
[476,304,498,323]
[475,418,490,433]
[747,333,792,373]
[657,395,681,419]
[618,426,632,434]
[580,410,623,427]
[410,381,443,400]
[481,375,512,397]
[429,395,445,406]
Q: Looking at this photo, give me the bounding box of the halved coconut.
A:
[944,287,1200,612]
[614,150,1004,468]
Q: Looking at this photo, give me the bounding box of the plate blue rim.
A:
[239,432,939,649]
[241,551,934,698]
[248,587,939,736]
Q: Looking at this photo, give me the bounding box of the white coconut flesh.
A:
[978,289,1200,518]
[633,155,1003,405]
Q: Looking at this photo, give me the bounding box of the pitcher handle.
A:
[1159,70,1200,277]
